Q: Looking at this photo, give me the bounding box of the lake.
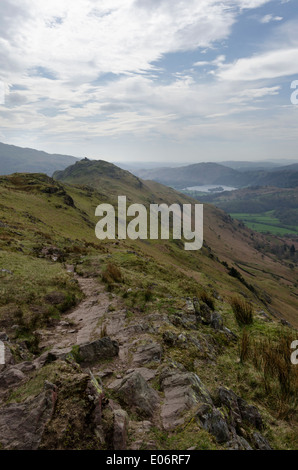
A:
[184,185,237,193]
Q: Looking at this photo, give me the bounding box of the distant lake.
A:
[184,185,237,193]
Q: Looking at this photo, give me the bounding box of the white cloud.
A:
[1,0,296,160]
[219,48,298,81]
[260,14,283,23]
[194,55,226,67]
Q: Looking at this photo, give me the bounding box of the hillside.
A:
[0,163,297,450]
[0,142,79,176]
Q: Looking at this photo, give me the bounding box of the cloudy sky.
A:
[0,0,298,163]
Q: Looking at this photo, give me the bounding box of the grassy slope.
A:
[0,169,297,449]
[1,170,297,328]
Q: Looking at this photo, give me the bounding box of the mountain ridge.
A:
[0,142,79,176]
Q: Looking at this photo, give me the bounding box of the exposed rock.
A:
[237,397,263,430]
[126,367,156,382]
[222,327,238,342]
[0,367,26,390]
[116,324,149,342]
[113,409,129,450]
[217,387,263,431]
[129,420,153,450]
[196,403,230,443]
[217,387,242,429]
[252,432,272,450]
[199,303,213,324]
[227,435,253,450]
[47,346,72,362]
[115,371,159,418]
[132,340,162,366]
[0,389,55,450]
[185,297,195,313]
[171,313,197,330]
[160,369,212,431]
[210,312,224,330]
[13,361,36,374]
[79,337,119,364]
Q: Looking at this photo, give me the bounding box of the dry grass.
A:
[102,263,123,285]
[239,328,250,363]
[231,296,254,326]
[246,331,298,420]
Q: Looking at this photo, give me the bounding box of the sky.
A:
[0,0,298,163]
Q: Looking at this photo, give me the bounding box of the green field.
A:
[230,211,298,236]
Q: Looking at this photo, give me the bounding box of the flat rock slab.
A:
[160,370,212,431]
[132,341,162,366]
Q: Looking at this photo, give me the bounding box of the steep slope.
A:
[0,142,79,176]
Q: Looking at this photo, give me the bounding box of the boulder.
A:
[79,337,119,364]
[115,371,159,418]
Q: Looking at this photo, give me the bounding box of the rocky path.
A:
[0,271,273,451]
[39,275,126,351]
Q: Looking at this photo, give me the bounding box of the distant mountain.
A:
[136,161,298,189]
[0,142,79,176]
[219,161,282,171]
[271,163,298,172]
[135,162,239,188]
[236,168,298,188]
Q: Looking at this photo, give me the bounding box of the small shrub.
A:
[249,332,298,419]
[231,296,254,326]
[102,263,122,284]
